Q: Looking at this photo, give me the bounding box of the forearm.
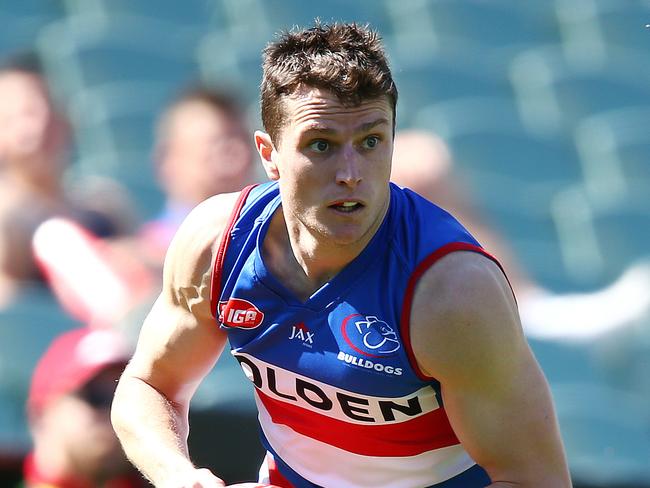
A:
[111,374,197,486]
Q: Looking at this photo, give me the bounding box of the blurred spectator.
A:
[0,53,136,308]
[390,129,531,292]
[391,129,650,341]
[140,86,258,266]
[23,327,147,488]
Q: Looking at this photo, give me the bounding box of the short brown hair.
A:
[261,22,398,144]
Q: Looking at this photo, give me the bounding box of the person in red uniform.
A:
[23,327,147,488]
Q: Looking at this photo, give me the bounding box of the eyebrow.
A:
[303,117,390,135]
[356,118,390,133]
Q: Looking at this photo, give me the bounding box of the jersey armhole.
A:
[209,184,258,319]
[400,241,515,381]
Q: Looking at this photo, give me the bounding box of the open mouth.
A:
[329,201,364,213]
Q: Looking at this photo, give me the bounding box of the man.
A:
[112,23,571,487]
[25,327,146,488]
[0,54,136,309]
[139,86,258,267]
[390,129,531,298]
[0,55,71,302]
[391,129,650,342]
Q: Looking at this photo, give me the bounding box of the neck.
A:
[286,227,360,284]
[264,201,387,299]
[5,161,63,200]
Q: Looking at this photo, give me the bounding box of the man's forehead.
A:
[282,86,393,130]
[285,85,391,109]
[0,71,46,97]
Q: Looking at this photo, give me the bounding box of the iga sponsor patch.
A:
[219,298,264,328]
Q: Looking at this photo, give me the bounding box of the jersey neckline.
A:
[252,187,395,311]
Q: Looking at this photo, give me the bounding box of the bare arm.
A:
[410,251,571,487]
[111,193,239,487]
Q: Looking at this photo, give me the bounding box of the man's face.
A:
[159,100,251,205]
[0,71,67,170]
[267,87,394,247]
[35,365,129,480]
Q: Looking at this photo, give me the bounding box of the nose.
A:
[336,144,362,188]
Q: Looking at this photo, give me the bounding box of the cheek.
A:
[277,152,314,183]
[373,146,393,171]
[41,398,98,443]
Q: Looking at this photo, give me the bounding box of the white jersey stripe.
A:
[256,394,476,488]
[235,351,439,425]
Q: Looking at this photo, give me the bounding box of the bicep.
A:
[441,341,563,484]
[411,252,569,484]
[126,291,228,406]
[123,193,237,405]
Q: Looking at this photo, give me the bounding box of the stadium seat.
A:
[393,53,513,127]
[555,0,650,56]
[530,335,650,486]
[416,97,582,193]
[196,30,265,112]
[424,0,561,53]
[258,0,391,33]
[75,150,164,220]
[551,184,608,287]
[0,0,63,19]
[383,0,439,64]
[36,14,199,101]
[575,106,650,196]
[552,382,650,487]
[79,0,225,33]
[69,81,174,160]
[0,10,61,59]
[551,183,650,286]
[589,190,650,278]
[414,96,581,209]
[414,95,526,141]
[0,0,62,57]
[510,45,650,136]
[591,312,650,410]
[415,96,582,289]
[0,285,81,454]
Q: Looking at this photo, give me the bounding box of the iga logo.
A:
[341,314,400,357]
[219,298,264,329]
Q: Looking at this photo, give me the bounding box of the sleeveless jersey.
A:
[211,181,496,488]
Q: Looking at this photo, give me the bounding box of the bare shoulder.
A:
[124,191,241,398]
[162,191,241,293]
[410,250,525,385]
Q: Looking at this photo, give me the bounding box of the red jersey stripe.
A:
[267,454,295,488]
[399,241,511,381]
[210,184,258,318]
[256,389,460,457]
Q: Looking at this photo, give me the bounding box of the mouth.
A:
[328,200,365,213]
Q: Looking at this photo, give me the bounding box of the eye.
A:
[308,140,329,153]
[362,135,380,149]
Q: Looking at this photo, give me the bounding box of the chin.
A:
[325,225,371,247]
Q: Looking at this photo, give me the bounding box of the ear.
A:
[255,130,279,181]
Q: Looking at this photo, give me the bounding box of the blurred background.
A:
[0,0,648,487]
